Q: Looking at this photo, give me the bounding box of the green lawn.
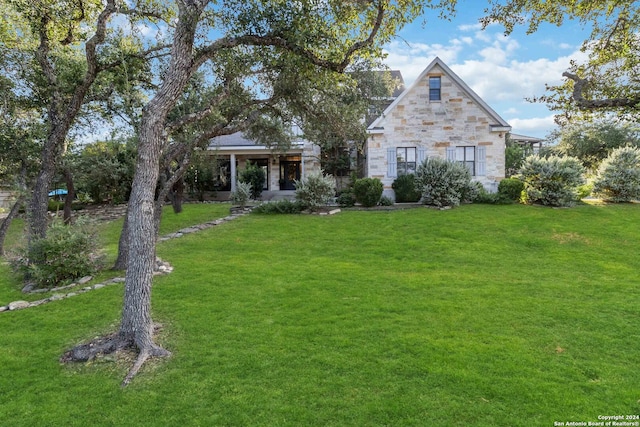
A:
[0,203,639,426]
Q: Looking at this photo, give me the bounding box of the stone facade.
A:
[366,57,510,198]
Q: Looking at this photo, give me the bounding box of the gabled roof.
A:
[367,57,511,131]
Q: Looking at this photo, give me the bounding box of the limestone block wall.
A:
[367,64,506,198]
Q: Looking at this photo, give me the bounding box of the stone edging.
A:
[0,210,250,313]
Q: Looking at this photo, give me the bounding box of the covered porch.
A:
[207,132,321,199]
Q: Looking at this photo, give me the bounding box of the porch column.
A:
[230,153,237,192]
[301,154,305,179]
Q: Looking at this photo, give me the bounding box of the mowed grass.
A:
[0,203,639,426]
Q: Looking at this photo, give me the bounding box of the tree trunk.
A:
[112,205,130,270]
[0,196,24,257]
[28,135,60,243]
[116,4,204,384]
[62,166,76,224]
[171,177,184,214]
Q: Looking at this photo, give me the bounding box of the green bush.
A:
[518,155,585,207]
[391,174,421,203]
[498,178,524,202]
[48,200,65,212]
[253,199,306,214]
[12,218,104,289]
[378,195,394,206]
[336,190,356,207]
[230,181,252,207]
[239,161,266,200]
[577,183,593,200]
[294,172,336,210]
[592,146,640,202]
[415,157,473,207]
[353,178,383,207]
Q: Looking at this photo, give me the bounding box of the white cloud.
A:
[507,115,557,138]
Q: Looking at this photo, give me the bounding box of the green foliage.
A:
[576,182,593,200]
[353,177,383,207]
[336,190,356,207]
[239,161,266,200]
[252,199,305,214]
[414,157,474,207]
[184,152,219,201]
[47,200,65,212]
[546,122,640,171]
[230,181,252,207]
[498,177,525,202]
[12,218,103,288]
[391,174,421,203]
[294,172,336,210]
[518,155,585,207]
[378,195,394,206]
[592,146,640,202]
[505,137,532,177]
[73,139,136,204]
[485,2,640,122]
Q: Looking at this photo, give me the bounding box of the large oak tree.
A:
[60,0,438,385]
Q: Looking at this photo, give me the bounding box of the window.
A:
[456,146,475,175]
[397,147,417,175]
[429,76,441,101]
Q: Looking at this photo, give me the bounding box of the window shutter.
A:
[477,146,486,176]
[387,148,397,178]
[446,147,456,161]
[417,147,427,165]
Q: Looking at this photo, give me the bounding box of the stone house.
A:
[365,57,511,199]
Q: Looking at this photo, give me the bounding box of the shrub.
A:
[12,218,104,289]
[592,146,640,202]
[353,178,383,207]
[391,174,421,203]
[48,200,65,212]
[414,157,473,207]
[239,161,266,200]
[294,172,336,210]
[498,177,524,202]
[230,181,252,207]
[378,195,394,206]
[518,155,585,207]
[252,199,305,214]
[577,182,593,200]
[336,190,356,207]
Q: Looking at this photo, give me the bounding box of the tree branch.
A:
[564,71,640,109]
[192,1,386,73]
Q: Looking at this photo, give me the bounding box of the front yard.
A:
[0,203,638,426]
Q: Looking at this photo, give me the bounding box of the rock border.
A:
[0,210,249,313]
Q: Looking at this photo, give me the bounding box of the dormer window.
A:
[429,76,441,101]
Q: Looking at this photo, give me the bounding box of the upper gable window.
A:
[429,76,441,101]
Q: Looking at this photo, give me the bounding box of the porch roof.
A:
[207,132,304,154]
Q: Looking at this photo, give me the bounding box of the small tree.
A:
[415,157,473,207]
[353,177,383,207]
[518,155,585,207]
[592,146,640,202]
[294,172,336,210]
[239,161,266,200]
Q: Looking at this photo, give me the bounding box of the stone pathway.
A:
[0,209,251,313]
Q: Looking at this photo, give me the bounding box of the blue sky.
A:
[382,4,592,139]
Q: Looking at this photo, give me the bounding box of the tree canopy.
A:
[484,0,640,121]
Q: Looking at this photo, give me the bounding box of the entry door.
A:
[279,161,301,190]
